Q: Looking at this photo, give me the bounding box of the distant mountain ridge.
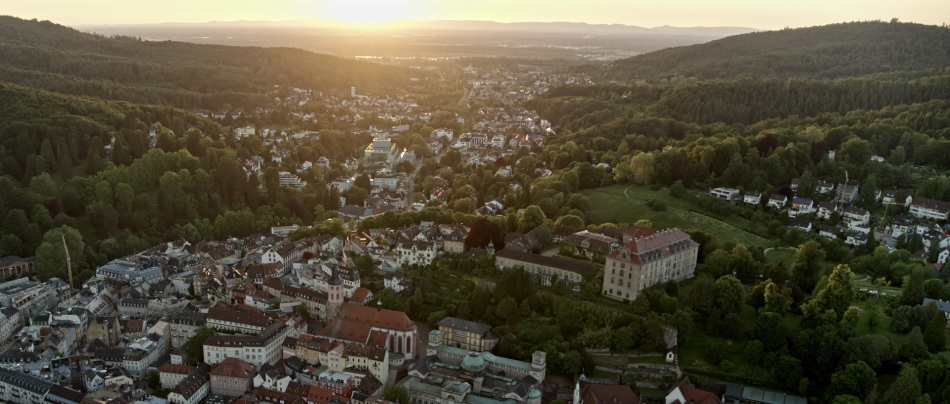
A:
[77,19,758,37]
[611,21,950,80]
[0,15,410,108]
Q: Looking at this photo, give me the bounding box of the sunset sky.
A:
[5,0,948,29]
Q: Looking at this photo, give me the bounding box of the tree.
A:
[383,385,410,404]
[714,275,745,315]
[882,366,922,404]
[901,267,926,306]
[791,240,826,296]
[186,328,216,365]
[832,395,863,404]
[147,370,160,389]
[842,334,893,370]
[801,264,854,325]
[628,152,656,185]
[923,301,946,352]
[519,205,546,233]
[35,226,85,281]
[900,327,929,362]
[755,312,788,351]
[764,281,792,314]
[830,361,876,400]
[496,297,520,325]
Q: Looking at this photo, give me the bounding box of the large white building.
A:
[95,260,163,285]
[602,228,699,302]
[0,278,55,318]
[203,322,291,368]
[909,197,950,221]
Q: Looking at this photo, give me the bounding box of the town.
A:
[1,13,950,404]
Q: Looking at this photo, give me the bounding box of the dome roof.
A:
[461,351,486,372]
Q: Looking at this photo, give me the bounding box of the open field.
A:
[582,185,772,248]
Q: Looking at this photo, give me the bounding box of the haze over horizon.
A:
[5,0,948,31]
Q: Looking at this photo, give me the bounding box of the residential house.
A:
[743,192,762,206]
[816,201,837,220]
[789,198,815,218]
[708,187,740,202]
[909,197,950,221]
[788,219,813,233]
[767,194,788,210]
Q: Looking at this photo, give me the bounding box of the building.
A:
[95,260,164,285]
[398,330,544,404]
[159,363,196,390]
[743,192,762,205]
[0,255,35,279]
[665,376,721,404]
[573,376,641,404]
[767,194,787,209]
[494,249,596,291]
[167,364,210,404]
[169,311,207,348]
[384,273,412,293]
[909,197,950,221]
[364,137,399,166]
[0,278,55,318]
[210,357,256,397]
[207,307,273,335]
[123,333,167,379]
[708,187,740,202]
[318,303,418,360]
[0,307,22,343]
[395,240,438,268]
[203,322,291,368]
[722,383,807,404]
[436,317,498,352]
[602,228,699,302]
[293,333,389,384]
[0,367,80,403]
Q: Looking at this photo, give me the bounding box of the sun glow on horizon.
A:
[319,0,422,28]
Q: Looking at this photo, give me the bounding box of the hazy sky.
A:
[5,0,948,29]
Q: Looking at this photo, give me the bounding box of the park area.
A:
[582,185,772,248]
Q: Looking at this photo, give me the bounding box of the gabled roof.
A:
[211,357,256,379]
[582,384,640,404]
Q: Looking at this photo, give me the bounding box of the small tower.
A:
[327,274,344,319]
[427,329,444,357]
[486,239,496,255]
[530,351,546,382]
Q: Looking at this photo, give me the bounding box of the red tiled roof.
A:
[583,384,640,404]
[158,363,195,375]
[318,303,415,345]
[211,357,256,379]
[609,228,698,265]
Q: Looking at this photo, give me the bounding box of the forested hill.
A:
[0,16,412,108]
[611,21,950,80]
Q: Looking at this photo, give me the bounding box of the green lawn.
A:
[764,248,797,266]
[582,185,772,248]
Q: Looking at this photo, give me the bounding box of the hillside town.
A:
[1,24,950,404]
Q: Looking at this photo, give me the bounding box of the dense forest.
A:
[514,20,950,402]
[0,16,415,108]
[610,21,950,80]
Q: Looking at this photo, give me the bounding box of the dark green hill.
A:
[612,21,950,80]
[0,16,411,108]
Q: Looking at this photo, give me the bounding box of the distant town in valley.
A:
[0,11,949,404]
